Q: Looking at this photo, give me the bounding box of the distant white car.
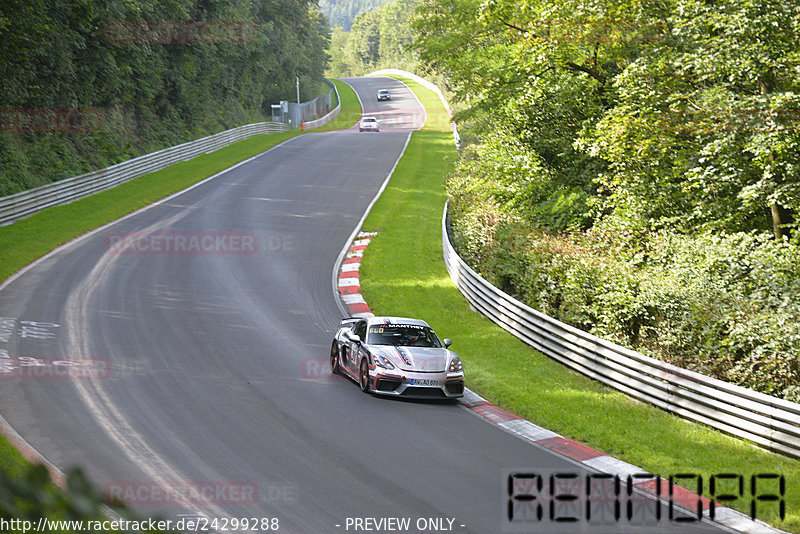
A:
[377,89,391,101]
[359,116,379,132]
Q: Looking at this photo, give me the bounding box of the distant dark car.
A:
[377,89,391,101]
[330,316,465,399]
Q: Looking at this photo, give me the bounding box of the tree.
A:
[377,0,418,69]
[328,26,355,75]
[347,9,382,71]
[586,0,800,236]
[0,0,331,196]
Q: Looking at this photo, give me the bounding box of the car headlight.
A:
[373,353,395,370]
[449,356,463,373]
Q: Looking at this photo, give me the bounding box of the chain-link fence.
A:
[273,79,336,129]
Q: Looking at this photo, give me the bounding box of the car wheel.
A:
[330,342,340,374]
[359,359,370,393]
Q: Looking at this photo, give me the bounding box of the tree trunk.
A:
[771,203,793,240]
[772,204,784,240]
[760,78,793,240]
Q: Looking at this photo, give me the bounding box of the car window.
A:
[366,324,442,348]
[354,321,367,340]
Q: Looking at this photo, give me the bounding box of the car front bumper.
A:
[370,369,464,399]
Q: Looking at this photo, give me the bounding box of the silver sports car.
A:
[330,316,465,399]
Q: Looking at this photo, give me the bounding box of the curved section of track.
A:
[0,77,722,533]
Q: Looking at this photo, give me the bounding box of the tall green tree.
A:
[414,0,670,231]
[412,0,800,398]
[585,0,800,235]
[347,9,382,71]
[319,0,390,31]
[325,0,420,76]
[0,0,330,196]
[377,0,418,68]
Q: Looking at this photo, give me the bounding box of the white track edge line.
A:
[0,135,303,506]
[331,78,413,318]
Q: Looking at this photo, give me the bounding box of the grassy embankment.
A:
[357,74,800,532]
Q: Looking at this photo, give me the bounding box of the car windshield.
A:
[367,324,442,348]
[379,90,389,95]
[363,117,377,123]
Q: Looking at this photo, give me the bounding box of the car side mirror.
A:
[345,331,361,343]
[443,339,453,348]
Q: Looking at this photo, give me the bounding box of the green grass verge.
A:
[0,433,29,478]
[358,74,800,532]
[0,130,300,284]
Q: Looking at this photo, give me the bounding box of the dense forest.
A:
[410,0,800,399]
[319,0,390,30]
[326,0,418,76]
[0,0,330,196]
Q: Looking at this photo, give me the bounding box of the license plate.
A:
[411,378,440,386]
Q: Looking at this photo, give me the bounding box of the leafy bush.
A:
[0,464,174,533]
[419,0,800,402]
[451,209,800,401]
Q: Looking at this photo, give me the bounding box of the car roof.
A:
[378,89,390,93]
[366,316,430,328]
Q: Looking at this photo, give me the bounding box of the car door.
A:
[346,320,366,375]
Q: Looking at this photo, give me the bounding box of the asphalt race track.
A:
[0,77,726,533]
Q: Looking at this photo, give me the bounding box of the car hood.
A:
[370,345,450,372]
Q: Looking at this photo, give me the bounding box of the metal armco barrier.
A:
[0,121,286,226]
[442,203,800,459]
